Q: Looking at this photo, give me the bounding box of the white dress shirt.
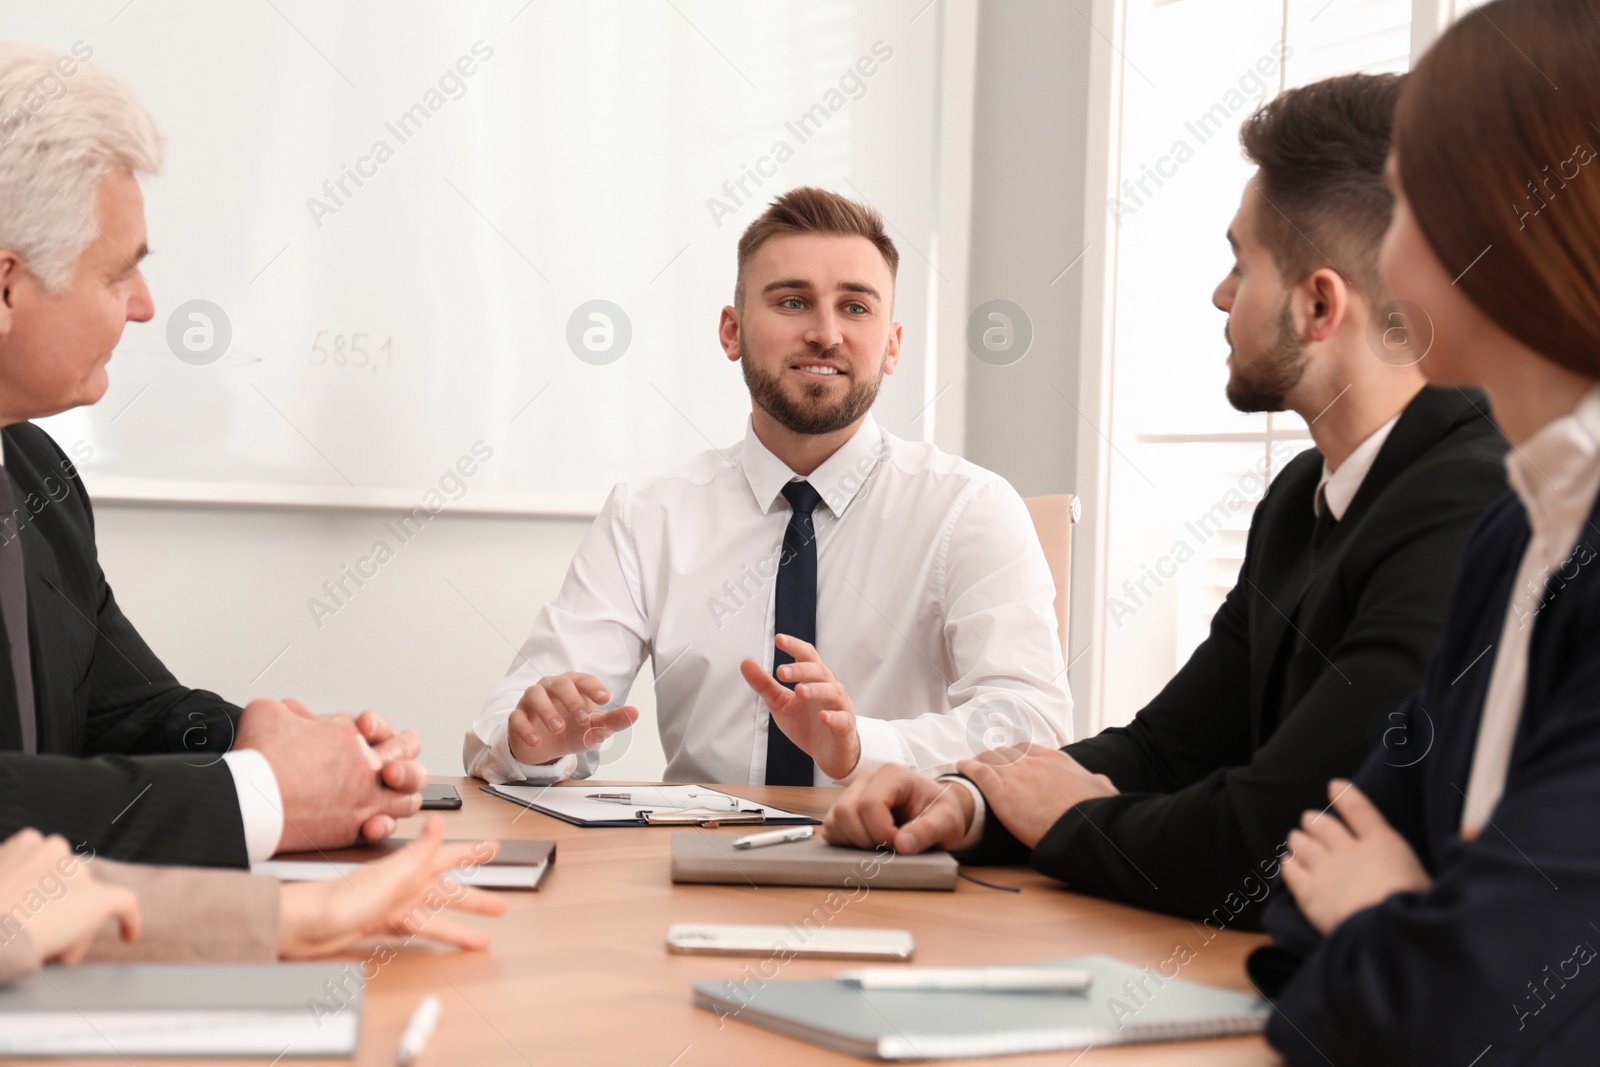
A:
[222,750,284,864]
[0,448,283,865]
[951,411,1403,852]
[1461,384,1600,835]
[1315,414,1400,520]
[464,414,1073,786]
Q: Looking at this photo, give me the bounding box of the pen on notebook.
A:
[732,826,814,850]
[396,994,441,1065]
[840,967,1093,994]
[585,792,634,803]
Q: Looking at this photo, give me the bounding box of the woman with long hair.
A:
[1248,1,1600,1062]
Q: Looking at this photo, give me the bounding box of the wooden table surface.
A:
[30,777,1284,1066]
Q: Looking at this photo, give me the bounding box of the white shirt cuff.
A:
[514,753,579,783]
[222,749,285,864]
[937,774,987,854]
[463,716,582,784]
[834,715,911,785]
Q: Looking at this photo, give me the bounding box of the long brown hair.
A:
[1394,0,1600,376]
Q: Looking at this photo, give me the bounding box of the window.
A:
[1086,0,1474,731]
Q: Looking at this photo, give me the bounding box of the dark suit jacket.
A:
[1248,480,1600,1065]
[963,386,1508,928]
[0,423,249,866]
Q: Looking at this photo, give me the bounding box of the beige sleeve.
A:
[84,861,280,963]
[0,928,40,985]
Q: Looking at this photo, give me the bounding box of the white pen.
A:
[840,966,1093,994]
[732,825,815,850]
[396,994,441,1066]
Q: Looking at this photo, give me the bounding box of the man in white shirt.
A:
[465,186,1072,786]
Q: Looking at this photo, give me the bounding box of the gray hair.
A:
[0,41,163,291]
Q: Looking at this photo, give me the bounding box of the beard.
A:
[1225,300,1309,413]
[741,341,886,435]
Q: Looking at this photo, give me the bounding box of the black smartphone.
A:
[421,783,463,810]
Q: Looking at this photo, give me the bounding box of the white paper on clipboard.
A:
[481,783,816,826]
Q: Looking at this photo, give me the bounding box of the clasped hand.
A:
[953,744,1118,848]
[825,743,1117,854]
[235,698,429,853]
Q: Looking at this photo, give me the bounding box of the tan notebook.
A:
[671,833,958,890]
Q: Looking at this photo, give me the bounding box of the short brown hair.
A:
[1396,0,1600,377]
[1238,73,1404,300]
[735,186,899,306]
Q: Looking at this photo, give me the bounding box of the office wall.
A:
[91,0,1101,775]
[962,2,1094,498]
[92,503,667,779]
[962,2,1097,737]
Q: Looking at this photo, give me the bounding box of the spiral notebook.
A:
[692,955,1268,1059]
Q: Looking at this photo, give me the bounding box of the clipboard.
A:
[480,783,820,828]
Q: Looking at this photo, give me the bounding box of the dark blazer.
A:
[1248,481,1600,1065]
[0,423,249,867]
[963,386,1508,928]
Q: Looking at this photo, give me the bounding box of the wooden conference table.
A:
[40,777,1284,1067]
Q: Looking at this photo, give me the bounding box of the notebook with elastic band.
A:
[670,832,958,890]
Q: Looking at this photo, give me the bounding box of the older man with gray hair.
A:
[0,41,427,868]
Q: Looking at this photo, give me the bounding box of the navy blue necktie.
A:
[765,480,821,786]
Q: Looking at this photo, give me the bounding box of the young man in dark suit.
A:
[823,73,1509,929]
[0,43,425,868]
[1253,4,1600,1059]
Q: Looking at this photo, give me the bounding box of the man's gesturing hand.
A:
[506,672,639,766]
[823,764,976,855]
[740,634,860,781]
[236,698,427,853]
[956,744,1117,849]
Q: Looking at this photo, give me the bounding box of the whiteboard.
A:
[12,0,945,514]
